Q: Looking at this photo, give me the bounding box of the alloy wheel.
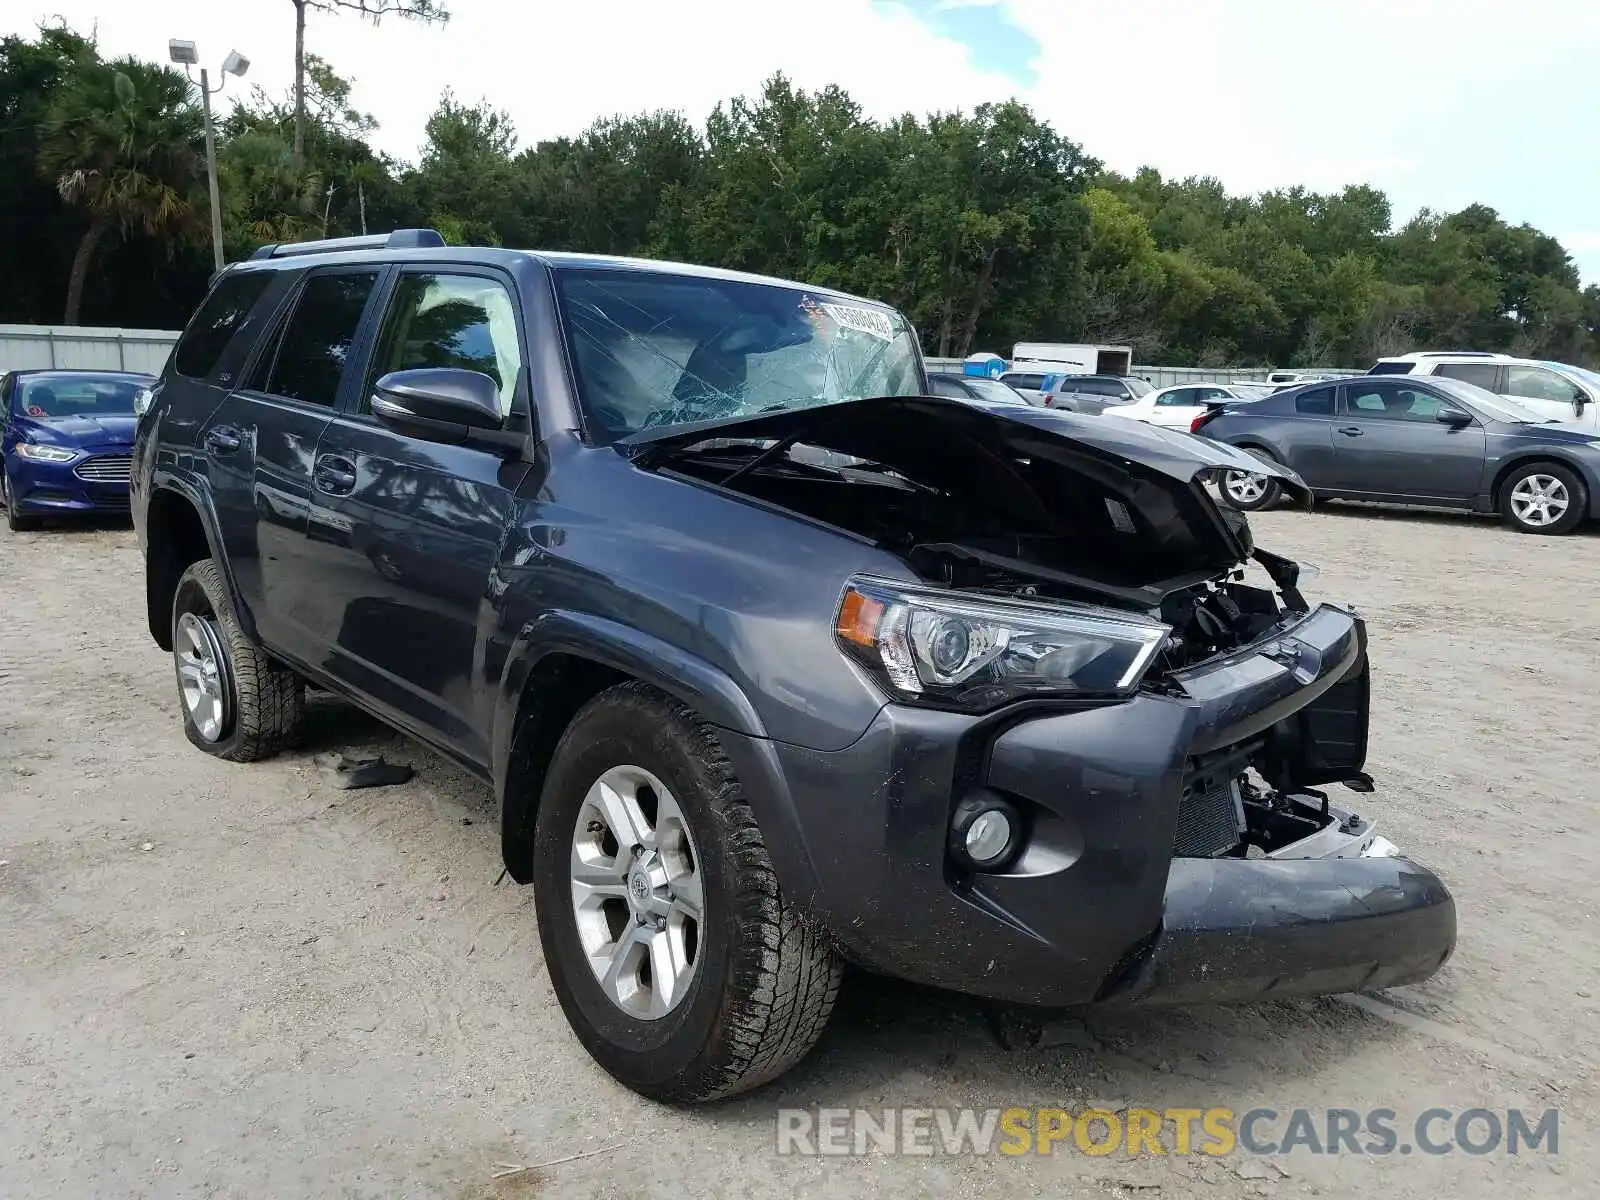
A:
[1509,474,1569,528]
[1224,471,1268,505]
[569,764,703,1020]
[174,611,231,743]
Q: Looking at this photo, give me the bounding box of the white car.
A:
[1102,382,1274,431]
[1366,352,1600,428]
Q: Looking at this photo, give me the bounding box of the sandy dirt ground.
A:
[1,503,1596,1199]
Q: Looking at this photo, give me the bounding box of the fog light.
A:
[964,810,1013,863]
[950,793,1023,871]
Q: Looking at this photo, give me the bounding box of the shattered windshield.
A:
[555,268,924,441]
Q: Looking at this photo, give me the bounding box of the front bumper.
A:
[6,451,131,514]
[751,603,1456,1007]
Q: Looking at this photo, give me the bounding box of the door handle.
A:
[314,453,358,496]
[204,426,243,455]
[1336,426,1364,437]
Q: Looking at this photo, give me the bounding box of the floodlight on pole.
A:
[170,39,249,274]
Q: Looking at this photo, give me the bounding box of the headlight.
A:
[133,387,154,417]
[14,443,78,463]
[834,576,1171,711]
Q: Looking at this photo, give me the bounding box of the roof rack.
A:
[249,228,446,261]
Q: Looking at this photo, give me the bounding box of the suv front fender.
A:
[493,610,826,912]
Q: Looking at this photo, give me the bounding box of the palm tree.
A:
[38,57,203,325]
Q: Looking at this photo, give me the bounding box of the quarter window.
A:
[1295,387,1335,415]
[173,271,273,380]
[251,270,380,405]
[363,273,523,416]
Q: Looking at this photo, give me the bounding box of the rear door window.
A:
[173,271,274,380]
[1434,362,1499,389]
[248,270,382,407]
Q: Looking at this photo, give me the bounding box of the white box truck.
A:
[1011,343,1134,376]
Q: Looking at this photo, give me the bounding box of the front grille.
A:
[1174,770,1246,858]
[74,454,132,484]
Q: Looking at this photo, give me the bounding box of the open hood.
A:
[623,394,1311,503]
[623,394,1312,610]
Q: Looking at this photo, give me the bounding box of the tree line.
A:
[4,21,1597,369]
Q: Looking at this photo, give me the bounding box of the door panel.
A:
[1329,381,1485,499]
[305,268,530,765]
[204,267,385,665]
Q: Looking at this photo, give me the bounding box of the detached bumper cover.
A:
[1099,854,1456,1005]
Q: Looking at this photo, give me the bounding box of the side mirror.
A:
[1573,390,1588,411]
[1434,406,1473,428]
[370,368,523,450]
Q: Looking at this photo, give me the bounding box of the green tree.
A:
[0,23,100,323]
[38,56,202,324]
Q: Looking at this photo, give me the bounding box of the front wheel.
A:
[3,470,40,532]
[171,559,304,760]
[533,682,842,1103]
[1500,462,1587,535]
[1220,448,1283,511]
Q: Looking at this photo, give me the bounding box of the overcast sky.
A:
[9,0,1600,281]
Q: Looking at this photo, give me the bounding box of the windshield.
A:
[16,375,145,418]
[1126,377,1154,397]
[1429,377,1548,423]
[1227,383,1274,400]
[555,268,924,440]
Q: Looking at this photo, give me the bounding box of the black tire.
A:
[1499,461,1588,536]
[533,681,842,1103]
[171,559,303,761]
[3,471,40,532]
[1219,447,1283,512]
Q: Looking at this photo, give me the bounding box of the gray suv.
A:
[1044,373,1154,413]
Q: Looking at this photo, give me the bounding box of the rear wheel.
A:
[533,682,842,1103]
[171,559,303,760]
[1220,447,1283,512]
[1500,462,1587,535]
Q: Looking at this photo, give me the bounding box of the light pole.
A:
[168,40,249,274]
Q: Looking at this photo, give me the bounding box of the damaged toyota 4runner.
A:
[132,232,1456,1104]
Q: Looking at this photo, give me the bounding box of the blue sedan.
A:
[1,369,154,530]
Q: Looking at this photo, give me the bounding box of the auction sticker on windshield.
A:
[803,297,895,341]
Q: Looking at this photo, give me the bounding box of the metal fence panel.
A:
[924,357,1361,386]
[3,327,1363,389]
[0,325,179,376]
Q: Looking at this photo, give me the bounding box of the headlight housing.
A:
[132,387,154,417]
[834,576,1170,711]
[14,442,78,463]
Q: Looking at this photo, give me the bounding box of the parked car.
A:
[0,368,153,531]
[132,230,1455,1103]
[1197,375,1600,534]
[1103,382,1272,430]
[1042,373,1154,413]
[926,372,1031,405]
[997,369,1052,401]
[1366,351,1600,428]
